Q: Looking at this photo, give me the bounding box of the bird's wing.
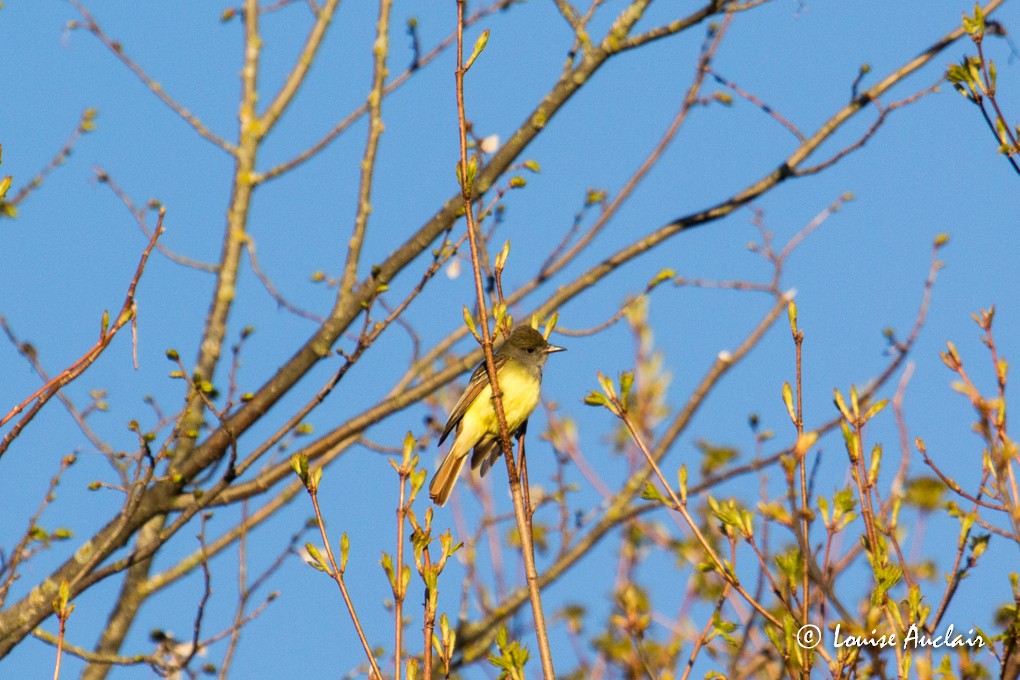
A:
[438,353,510,446]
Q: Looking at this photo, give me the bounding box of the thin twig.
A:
[539,17,729,282]
[339,0,391,297]
[306,479,383,679]
[0,454,78,608]
[32,628,166,673]
[618,407,782,630]
[0,212,165,454]
[255,0,519,183]
[180,516,214,673]
[94,166,216,272]
[392,449,411,680]
[244,236,324,322]
[0,319,115,461]
[7,109,97,209]
[709,69,805,142]
[795,80,942,177]
[679,585,731,680]
[67,1,233,152]
[453,0,557,675]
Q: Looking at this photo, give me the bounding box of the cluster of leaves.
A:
[947,4,1020,172]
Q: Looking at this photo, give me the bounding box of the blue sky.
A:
[2,0,1019,677]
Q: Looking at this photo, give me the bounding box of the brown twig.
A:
[616,402,783,631]
[708,69,805,142]
[788,300,812,678]
[339,0,391,297]
[679,585,731,680]
[6,109,97,210]
[32,628,166,674]
[218,501,251,679]
[794,80,942,177]
[0,454,78,608]
[453,0,556,675]
[180,515,214,673]
[243,235,324,322]
[301,466,383,679]
[554,274,673,337]
[93,167,217,272]
[67,1,233,152]
[538,17,730,283]
[0,319,116,463]
[391,439,414,680]
[255,0,519,183]
[0,212,164,455]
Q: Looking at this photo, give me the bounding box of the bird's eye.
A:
[527,348,535,353]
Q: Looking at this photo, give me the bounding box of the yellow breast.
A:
[462,358,541,437]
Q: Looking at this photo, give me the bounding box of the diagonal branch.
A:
[0,213,164,456]
[255,0,520,183]
[257,0,342,135]
[5,109,97,212]
[67,1,233,152]
[339,0,392,296]
[171,0,262,465]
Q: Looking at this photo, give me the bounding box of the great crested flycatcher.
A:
[429,325,565,506]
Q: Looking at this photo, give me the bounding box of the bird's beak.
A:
[544,344,566,354]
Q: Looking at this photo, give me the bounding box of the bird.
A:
[429,325,565,506]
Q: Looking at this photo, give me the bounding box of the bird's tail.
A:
[429,450,469,506]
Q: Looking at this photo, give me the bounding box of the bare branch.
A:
[0,212,165,455]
